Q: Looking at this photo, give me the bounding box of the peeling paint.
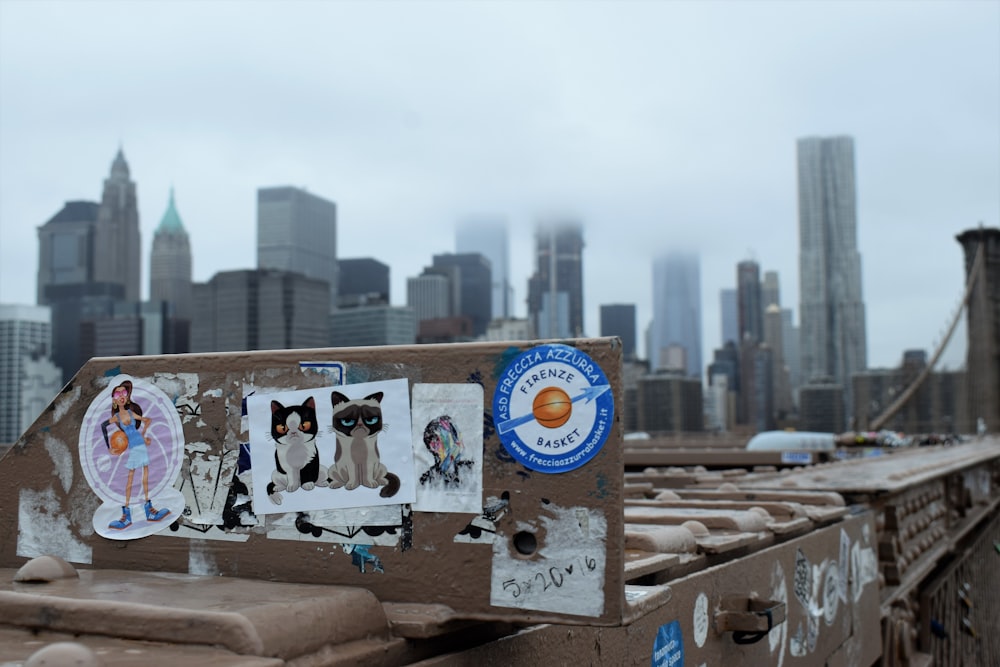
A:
[203,388,223,398]
[17,487,92,564]
[43,435,73,493]
[188,538,220,575]
[52,385,82,424]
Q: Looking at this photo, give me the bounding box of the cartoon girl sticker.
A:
[79,375,185,540]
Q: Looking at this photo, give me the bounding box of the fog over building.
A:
[0,305,59,444]
[797,136,867,422]
[527,221,585,339]
[456,219,511,320]
[650,251,702,379]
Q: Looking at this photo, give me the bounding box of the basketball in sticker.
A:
[532,386,572,428]
[109,430,128,456]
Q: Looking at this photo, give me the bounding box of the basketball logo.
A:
[110,430,128,456]
[532,387,572,428]
[493,343,614,474]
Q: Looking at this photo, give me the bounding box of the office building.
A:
[330,305,416,347]
[737,260,763,343]
[92,149,142,303]
[456,219,512,319]
[432,253,492,337]
[36,201,99,305]
[257,186,338,312]
[650,251,701,378]
[797,136,867,424]
[720,288,738,346]
[0,305,60,444]
[957,227,1000,432]
[338,258,390,308]
[600,304,637,361]
[527,221,585,338]
[149,188,193,320]
[191,269,330,352]
[407,272,452,323]
[636,372,704,433]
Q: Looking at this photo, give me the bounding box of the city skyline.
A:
[1,2,997,370]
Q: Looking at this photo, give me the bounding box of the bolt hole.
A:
[513,531,537,556]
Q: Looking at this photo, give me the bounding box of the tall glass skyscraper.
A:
[257,186,338,313]
[650,251,702,379]
[797,136,867,411]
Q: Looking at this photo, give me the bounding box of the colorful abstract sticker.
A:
[247,378,416,515]
[411,383,484,514]
[78,375,185,540]
[492,344,613,473]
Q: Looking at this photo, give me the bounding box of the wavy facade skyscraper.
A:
[797,136,867,422]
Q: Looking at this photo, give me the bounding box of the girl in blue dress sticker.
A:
[79,375,186,540]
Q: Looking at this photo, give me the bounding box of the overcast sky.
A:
[1,1,997,370]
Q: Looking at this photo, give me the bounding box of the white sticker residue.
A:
[43,435,73,493]
[180,441,238,525]
[17,487,92,564]
[851,542,878,602]
[693,592,709,647]
[188,538,220,575]
[490,504,607,617]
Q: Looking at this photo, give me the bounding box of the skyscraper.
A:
[456,219,511,319]
[149,188,193,319]
[797,136,867,418]
[257,186,338,312]
[737,260,763,343]
[338,258,390,307]
[719,288,738,346]
[650,251,702,378]
[527,220,585,338]
[92,149,142,303]
[600,304,637,361]
[432,253,492,337]
[0,305,60,444]
[191,269,330,352]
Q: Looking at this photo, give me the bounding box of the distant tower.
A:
[737,260,763,343]
[527,220,585,338]
[92,148,142,303]
[797,136,867,422]
[957,227,1000,432]
[257,186,338,313]
[720,288,738,346]
[650,251,702,378]
[600,304,637,360]
[456,219,511,319]
[149,188,193,319]
[432,253,493,337]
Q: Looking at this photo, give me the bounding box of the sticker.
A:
[78,375,185,540]
[491,504,607,617]
[793,548,812,607]
[411,383,484,514]
[693,592,709,648]
[780,451,812,465]
[652,620,684,667]
[300,360,346,385]
[823,562,839,625]
[492,344,613,473]
[769,560,788,667]
[247,378,416,515]
[838,529,850,604]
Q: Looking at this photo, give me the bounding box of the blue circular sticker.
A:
[493,343,614,473]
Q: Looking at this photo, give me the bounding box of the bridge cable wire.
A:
[870,240,985,431]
